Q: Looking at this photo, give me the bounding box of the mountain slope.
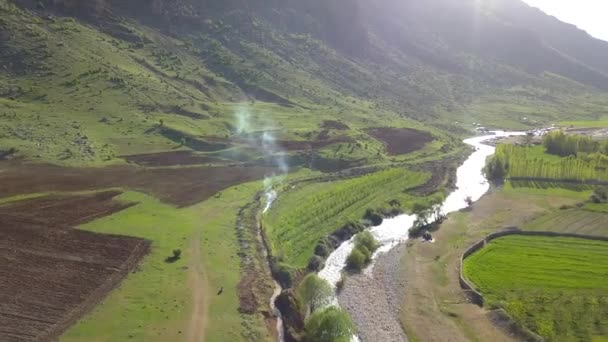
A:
[1,0,608,166]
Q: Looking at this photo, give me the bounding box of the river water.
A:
[319,131,524,287]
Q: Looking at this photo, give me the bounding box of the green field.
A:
[264,167,436,269]
[61,182,273,342]
[464,235,608,341]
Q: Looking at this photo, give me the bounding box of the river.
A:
[319,131,524,289]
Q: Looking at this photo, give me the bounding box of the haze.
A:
[523,0,608,41]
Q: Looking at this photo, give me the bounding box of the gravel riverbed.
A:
[338,243,409,342]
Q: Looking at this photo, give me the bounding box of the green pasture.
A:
[464,235,608,341]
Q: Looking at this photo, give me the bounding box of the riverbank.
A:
[328,132,523,341]
[338,244,408,342]
[398,186,583,341]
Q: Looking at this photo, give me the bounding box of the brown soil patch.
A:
[400,189,580,342]
[276,136,352,151]
[0,161,274,207]
[219,136,353,152]
[366,127,433,155]
[0,191,150,342]
[122,150,224,167]
[320,120,349,130]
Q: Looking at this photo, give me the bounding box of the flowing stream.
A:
[319,131,525,287]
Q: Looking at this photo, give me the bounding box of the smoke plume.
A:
[233,107,288,213]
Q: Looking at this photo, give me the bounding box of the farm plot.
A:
[524,209,608,237]
[463,235,608,341]
[365,127,433,155]
[0,192,150,342]
[264,168,431,269]
[122,150,226,167]
[0,161,274,207]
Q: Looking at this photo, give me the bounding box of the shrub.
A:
[164,248,182,263]
[364,208,383,226]
[355,231,379,254]
[298,274,333,313]
[314,241,331,257]
[304,307,355,342]
[307,255,325,272]
[172,249,182,259]
[346,248,366,271]
[346,231,380,271]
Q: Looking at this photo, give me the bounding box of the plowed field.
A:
[0,191,150,342]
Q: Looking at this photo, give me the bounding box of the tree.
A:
[298,274,333,314]
[304,307,355,342]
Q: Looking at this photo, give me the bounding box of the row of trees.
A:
[543,130,608,157]
[487,143,608,182]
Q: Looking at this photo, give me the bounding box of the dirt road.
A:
[186,234,209,342]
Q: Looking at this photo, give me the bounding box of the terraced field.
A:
[264,168,433,269]
[524,209,608,237]
[464,235,608,341]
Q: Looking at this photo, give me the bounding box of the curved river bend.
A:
[319,131,524,289]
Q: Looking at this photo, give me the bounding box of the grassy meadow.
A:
[61,182,273,342]
[464,235,608,341]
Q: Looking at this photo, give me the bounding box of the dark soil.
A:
[0,161,274,207]
[276,136,352,151]
[320,120,349,130]
[225,135,352,152]
[366,127,433,155]
[122,150,225,167]
[3,190,136,226]
[0,191,150,342]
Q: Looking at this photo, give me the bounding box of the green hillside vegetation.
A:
[0,1,448,168]
[263,168,433,269]
[3,0,608,169]
[464,235,608,341]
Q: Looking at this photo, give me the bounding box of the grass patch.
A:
[62,182,271,342]
[264,168,432,269]
[464,235,608,341]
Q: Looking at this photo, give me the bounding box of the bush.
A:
[304,307,355,342]
[346,248,366,271]
[355,231,379,254]
[307,255,325,272]
[314,241,331,257]
[364,208,383,226]
[298,274,333,313]
[346,231,380,271]
[165,248,182,263]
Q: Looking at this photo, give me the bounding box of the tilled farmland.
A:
[0,192,150,342]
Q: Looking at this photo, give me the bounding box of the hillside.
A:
[2,0,608,165]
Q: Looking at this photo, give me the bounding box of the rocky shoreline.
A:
[338,243,409,342]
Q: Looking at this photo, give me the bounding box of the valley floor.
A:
[343,183,601,342]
